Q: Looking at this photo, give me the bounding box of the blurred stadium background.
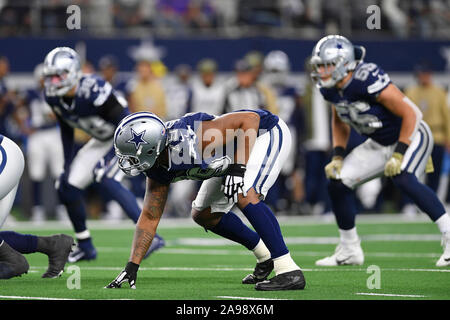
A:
[1,0,450,224]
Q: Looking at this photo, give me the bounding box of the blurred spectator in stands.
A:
[186,0,218,29]
[165,64,192,120]
[190,58,225,115]
[112,0,150,29]
[382,0,409,38]
[98,54,130,103]
[127,56,167,119]
[0,56,21,141]
[262,50,306,212]
[17,64,66,222]
[238,0,281,27]
[222,58,278,115]
[402,62,450,216]
[301,59,332,216]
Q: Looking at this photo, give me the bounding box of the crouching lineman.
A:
[41,47,164,262]
[0,134,73,279]
[309,35,450,267]
[106,109,306,291]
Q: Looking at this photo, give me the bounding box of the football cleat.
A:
[0,241,29,279]
[41,234,75,278]
[255,269,306,291]
[315,239,364,266]
[436,232,450,267]
[68,244,97,263]
[242,259,274,284]
[143,234,165,259]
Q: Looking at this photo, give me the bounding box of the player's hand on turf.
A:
[105,262,139,289]
[324,156,343,179]
[384,152,403,177]
[223,164,247,202]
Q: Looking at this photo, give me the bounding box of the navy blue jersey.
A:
[320,62,401,146]
[44,74,128,141]
[145,109,279,184]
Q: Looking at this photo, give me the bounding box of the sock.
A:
[393,172,446,222]
[273,253,300,275]
[241,202,289,259]
[252,239,271,263]
[57,181,89,233]
[100,178,140,223]
[328,179,358,230]
[209,211,260,250]
[435,213,450,234]
[339,227,359,243]
[0,231,38,254]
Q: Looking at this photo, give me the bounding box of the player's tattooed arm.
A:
[129,178,169,265]
[331,105,351,149]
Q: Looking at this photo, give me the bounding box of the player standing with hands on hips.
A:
[310,35,450,267]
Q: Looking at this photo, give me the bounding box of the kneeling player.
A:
[0,134,73,279]
[309,35,450,267]
[106,109,306,291]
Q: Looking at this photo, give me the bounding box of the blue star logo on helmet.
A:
[127,128,149,151]
[336,43,343,49]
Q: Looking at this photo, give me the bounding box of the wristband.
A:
[333,146,346,158]
[125,261,140,273]
[394,142,409,155]
[226,164,246,177]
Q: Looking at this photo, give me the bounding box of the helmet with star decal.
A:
[114,112,167,176]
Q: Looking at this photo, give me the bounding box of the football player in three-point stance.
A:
[41,47,165,262]
[106,109,306,291]
[310,35,450,267]
[0,134,73,279]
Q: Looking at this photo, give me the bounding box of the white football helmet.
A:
[114,112,168,176]
[42,47,82,96]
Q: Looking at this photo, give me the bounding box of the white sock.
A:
[339,227,359,243]
[252,239,271,263]
[435,213,450,235]
[273,253,300,275]
[75,230,91,240]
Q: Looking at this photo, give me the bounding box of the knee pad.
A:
[57,179,83,205]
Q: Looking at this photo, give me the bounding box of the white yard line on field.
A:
[355,292,426,298]
[215,296,289,300]
[29,266,450,273]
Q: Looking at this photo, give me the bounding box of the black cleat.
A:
[40,234,75,278]
[0,241,29,279]
[255,269,306,291]
[242,259,274,284]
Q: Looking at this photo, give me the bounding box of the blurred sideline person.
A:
[301,60,333,216]
[0,134,73,279]
[310,35,450,267]
[107,109,306,291]
[165,64,192,120]
[402,62,450,216]
[18,64,66,222]
[222,59,278,115]
[128,57,167,119]
[41,47,165,262]
[189,58,225,115]
[262,50,305,211]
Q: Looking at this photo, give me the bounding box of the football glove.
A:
[223,164,247,203]
[105,262,139,289]
[324,156,343,179]
[384,152,403,177]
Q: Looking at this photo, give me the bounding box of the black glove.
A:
[223,164,247,203]
[105,262,139,289]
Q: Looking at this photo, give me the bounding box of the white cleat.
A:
[436,232,450,267]
[315,239,364,266]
